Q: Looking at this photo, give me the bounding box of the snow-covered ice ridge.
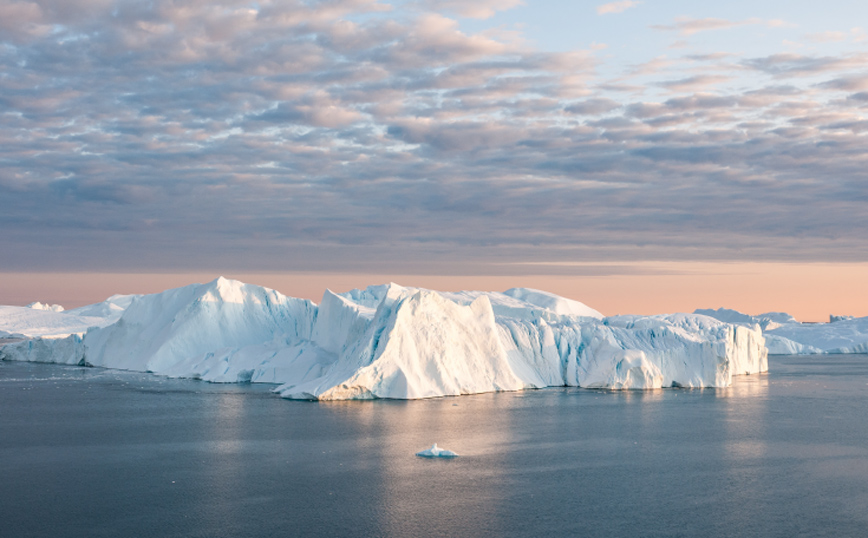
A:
[1,278,767,399]
[695,308,868,355]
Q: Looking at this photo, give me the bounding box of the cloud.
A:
[767,19,797,28]
[596,1,641,15]
[818,75,868,92]
[806,31,848,43]
[422,0,524,19]
[564,98,622,115]
[651,16,785,36]
[2,0,868,273]
[743,53,868,77]
[657,75,732,92]
[627,56,677,76]
[804,27,868,44]
[250,94,364,128]
[664,94,739,110]
[652,17,746,36]
[0,1,48,39]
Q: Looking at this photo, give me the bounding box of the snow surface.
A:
[1,277,768,399]
[696,308,868,355]
[416,443,459,458]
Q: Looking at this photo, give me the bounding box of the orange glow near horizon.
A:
[2,261,867,322]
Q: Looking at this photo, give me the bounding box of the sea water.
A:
[2,355,867,537]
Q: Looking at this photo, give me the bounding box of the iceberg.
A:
[765,317,868,354]
[416,443,459,458]
[762,334,823,355]
[1,277,767,399]
[0,295,134,340]
[26,302,65,313]
[0,294,140,364]
[695,307,868,355]
[693,308,795,331]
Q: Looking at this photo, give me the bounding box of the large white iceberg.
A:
[1,277,767,399]
[695,307,868,355]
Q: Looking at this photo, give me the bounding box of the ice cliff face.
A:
[1,278,768,399]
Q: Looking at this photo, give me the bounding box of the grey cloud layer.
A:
[2,0,868,273]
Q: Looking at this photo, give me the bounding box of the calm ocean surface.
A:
[2,355,867,538]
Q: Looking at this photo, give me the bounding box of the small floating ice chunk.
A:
[416,443,459,458]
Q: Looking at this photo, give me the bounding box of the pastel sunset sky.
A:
[2,0,867,320]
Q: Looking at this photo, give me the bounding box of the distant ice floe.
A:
[695,308,868,355]
[1,277,768,399]
[416,444,459,458]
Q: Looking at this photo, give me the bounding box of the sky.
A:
[1,0,868,319]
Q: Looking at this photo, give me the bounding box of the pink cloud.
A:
[596,1,641,15]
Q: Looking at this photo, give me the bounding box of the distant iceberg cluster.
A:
[695,308,868,355]
[1,278,769,399]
